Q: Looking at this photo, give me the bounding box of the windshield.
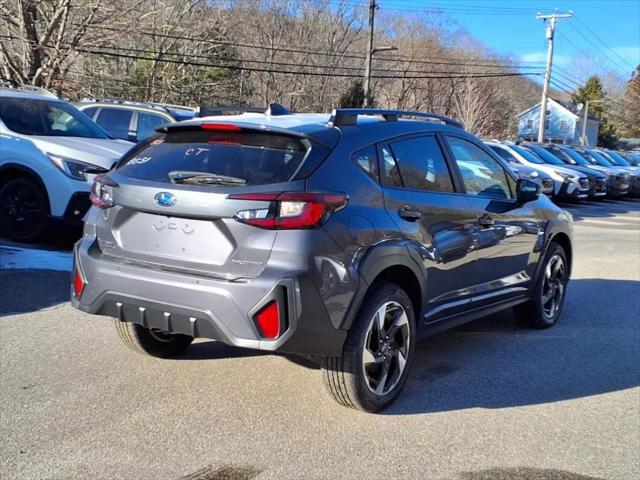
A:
[604,150,631,166]
[510,144,544,164]
[587,150,613,167]
[0,97,110,139]
[116,129,310,186]
[558,147,590,166]
[524,145,564,165]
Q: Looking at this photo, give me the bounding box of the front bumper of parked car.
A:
[608,175,630,197]
[557,179,589,200]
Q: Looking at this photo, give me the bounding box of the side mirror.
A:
[516,178,540,204]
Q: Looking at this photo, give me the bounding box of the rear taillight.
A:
[90,174,118,209]
[73,262,85,298]
[254,300,280,339]
[228,192,347,229]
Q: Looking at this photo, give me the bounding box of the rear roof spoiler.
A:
[198,103,290,118]
[328,108,463,129]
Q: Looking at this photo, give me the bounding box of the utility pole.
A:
[580,99,590,146]
[580,99,603,146]
[363,0,377,108]
[536,11,573,142]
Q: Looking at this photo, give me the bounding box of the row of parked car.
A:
[0,81,638,243]
[484,141,640,202]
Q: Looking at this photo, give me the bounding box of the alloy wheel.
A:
[0,181,46,240]
[362,301,411,396]
[542,254,566,319]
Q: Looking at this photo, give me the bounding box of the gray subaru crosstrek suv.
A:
[71,106,573,412]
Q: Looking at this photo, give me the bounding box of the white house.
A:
[517,98,600,145]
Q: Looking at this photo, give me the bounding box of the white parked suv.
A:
[0,85,133,241]
[485,141,589,201]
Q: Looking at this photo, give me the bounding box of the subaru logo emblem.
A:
[154,192,176,207]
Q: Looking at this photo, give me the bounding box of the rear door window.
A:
[95,108,133,140]
[116,129,310,186]
[137,112,171,141]
[383,136,454,193]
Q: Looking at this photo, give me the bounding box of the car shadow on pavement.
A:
[556,197,640,221]
[385,278,640,415]
[0,269,70,317]
[176,340,269,361]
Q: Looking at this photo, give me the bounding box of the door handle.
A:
[478,214,495,228]
[398,206,422,222]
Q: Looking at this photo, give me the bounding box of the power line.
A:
[358,1,537,16]
[565,19,631,73]
[0,33,542,79]
[574,15,635,70]
[80,24,545,70]
[548,79,574,96]
[71,44,541,80]
[67,41,544,76]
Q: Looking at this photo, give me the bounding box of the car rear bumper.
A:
[70,239,347,356]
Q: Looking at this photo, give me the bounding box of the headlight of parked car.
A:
[556,171,578,181]
[47,153,100,181]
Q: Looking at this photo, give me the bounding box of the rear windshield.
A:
[116,129,309,185]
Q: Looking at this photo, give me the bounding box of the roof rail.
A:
[80,97,171,112]
[328,108,463,129]
[198,102,291,118]
[0,78,58,98]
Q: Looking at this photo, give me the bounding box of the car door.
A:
[443,134,542,306]
[94,107,135,141]
[378,134,479,321]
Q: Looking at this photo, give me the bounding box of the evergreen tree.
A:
[572,76,618,148]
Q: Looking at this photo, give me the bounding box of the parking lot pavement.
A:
[1,200,639,480]
[556,197,640,231]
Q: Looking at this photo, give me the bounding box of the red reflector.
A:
[201,123,241,131]
[73,269,85,297]
[255,301,280,339]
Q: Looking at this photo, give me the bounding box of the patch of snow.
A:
[0,246,72,271]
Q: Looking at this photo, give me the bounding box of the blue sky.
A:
[378,0,640,81]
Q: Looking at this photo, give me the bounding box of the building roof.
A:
[517,98,600,123]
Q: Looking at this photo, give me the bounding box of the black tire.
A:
[115,321,193,358]
[514,242,568,329]
[0,177,49,242]
[322,281,416,412]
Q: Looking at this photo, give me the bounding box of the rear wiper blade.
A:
[169,171,247,185]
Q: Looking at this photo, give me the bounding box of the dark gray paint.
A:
[72,113,573,356]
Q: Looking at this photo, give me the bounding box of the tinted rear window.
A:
[96,108,133,140]
[116,130,309,186]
